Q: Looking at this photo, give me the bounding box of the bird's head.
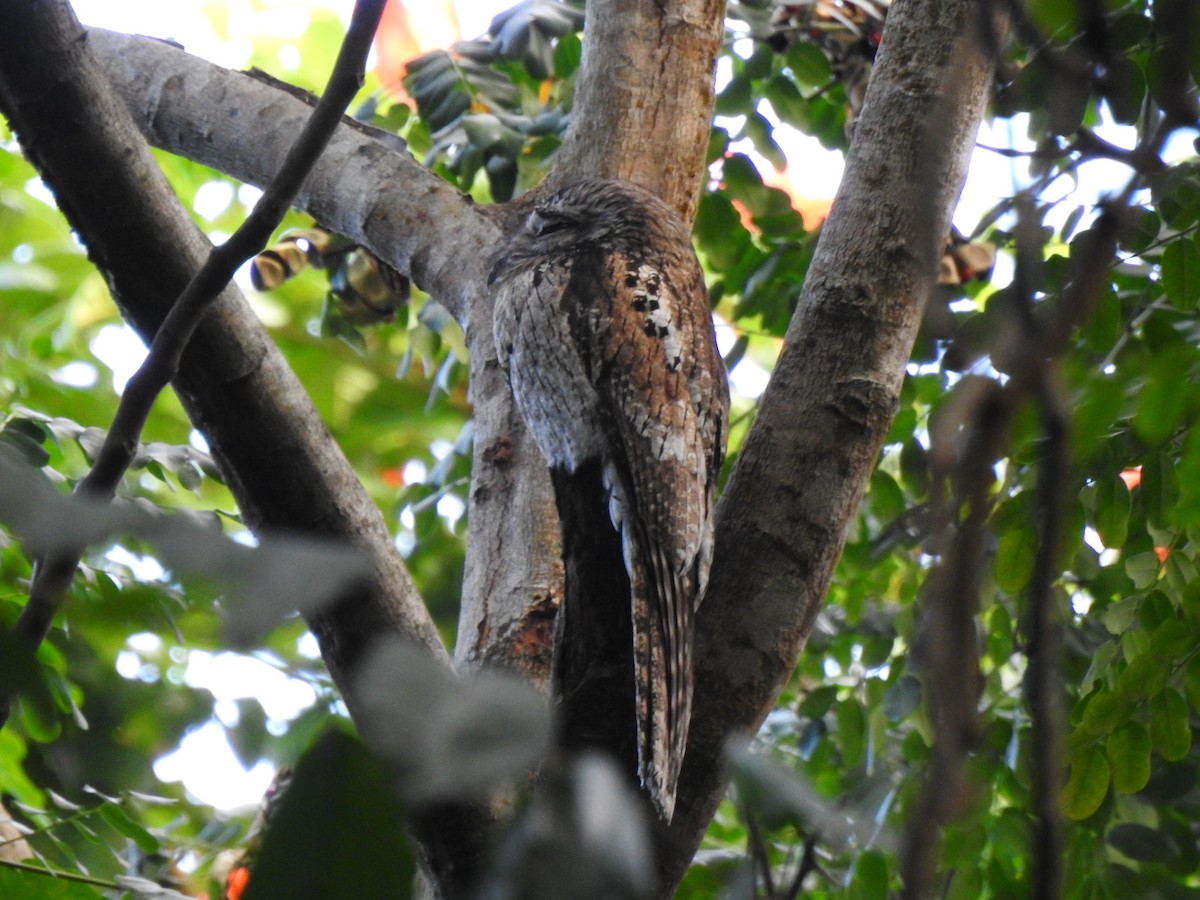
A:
[488,179,672,286]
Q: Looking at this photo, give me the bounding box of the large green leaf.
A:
[1105,722,1151,794]
[1062,747,1110,821]
[243,729,415,900]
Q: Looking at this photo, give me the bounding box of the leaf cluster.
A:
[402,0,584,201]
[685,2,1200,897]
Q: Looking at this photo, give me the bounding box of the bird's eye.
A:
[534,219,567,238]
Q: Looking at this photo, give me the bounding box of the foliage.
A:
[680,2,1200,898]
[401,0,584,200]
[2,0,1200,898]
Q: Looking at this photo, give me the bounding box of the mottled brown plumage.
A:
[489,179,728,819]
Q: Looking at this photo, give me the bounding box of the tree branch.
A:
[0,0,442,710]
[552,0,725,219]
[661,0,1005,889]
[5,0,389,698]
[87,29,493,326]
[87,27,565,690]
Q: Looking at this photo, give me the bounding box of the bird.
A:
[489,178,728,819]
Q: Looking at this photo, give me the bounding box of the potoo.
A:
[489,178,729,819]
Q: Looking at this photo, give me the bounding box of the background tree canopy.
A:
[1,0,1199,898]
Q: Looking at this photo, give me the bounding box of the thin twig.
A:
[781,834,819,900]
[1071,128,1165,173]
[901,4,1196,889]
[0,857,122,890]
[1010,191,1065,900]
[1026,374,1067,900]
[1,0,387,730]
[744,806,777,898]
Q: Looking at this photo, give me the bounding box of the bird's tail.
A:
[550,460,695,821]
[626,520,694,821]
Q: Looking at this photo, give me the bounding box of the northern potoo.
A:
[489,178,729,819]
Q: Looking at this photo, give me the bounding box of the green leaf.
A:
[1081,284,1120,353]
[1133,354,1189,446]
[799,685,839,718]
[461,113,505,149]
[848,849,888,900]
[244,729,415,900]
[995,528,1036,592]
[1121,626,1152,663]
[1117,651,1166,701]
[1,629,60,743]
[1106,823,1180,863]
[0,868,104,899]
[1094,475,1131,548]
[1103,596,1140,635]
[785,42,832,91]
[0,730,43,806]
[1149,688,1191,761]
[899,438,930,497]
[1103,57,1146,125]
[714,73,751,115]
[1028,0,1079,37]
[1141,452,1180,530]
[837,698,867,768]
[1081,640,1119,694]
[0,427,51,467]
[869,470,906,520]
[694,192,750,271]
[1079,688,1125,737]
[1161,237,1200,308]
[97,802,159,855]
[944,865,983,900]
[552,31,582,78]
[1184,654,1200,711]
[1106,722,1151,794]
[741,112,786,171]
[1125,552,1161,591]
[1149,617,1193,660]
[763,74,807,129]
[1061,747,1110,820]
[1118,208,1161,254]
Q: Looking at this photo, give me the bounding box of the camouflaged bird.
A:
[489,178,728,819]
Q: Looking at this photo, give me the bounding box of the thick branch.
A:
[88,29,492,327]
[8,0,387,682]
[87,28,563,690]
[553,0,726,219]
[0,3,442,701]
[661,0,1004,888]
[0,8,512,893]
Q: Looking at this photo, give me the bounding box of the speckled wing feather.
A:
[490,178,728,820]
[562,248,725,816]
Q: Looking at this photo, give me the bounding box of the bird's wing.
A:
[565,246,724,818]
